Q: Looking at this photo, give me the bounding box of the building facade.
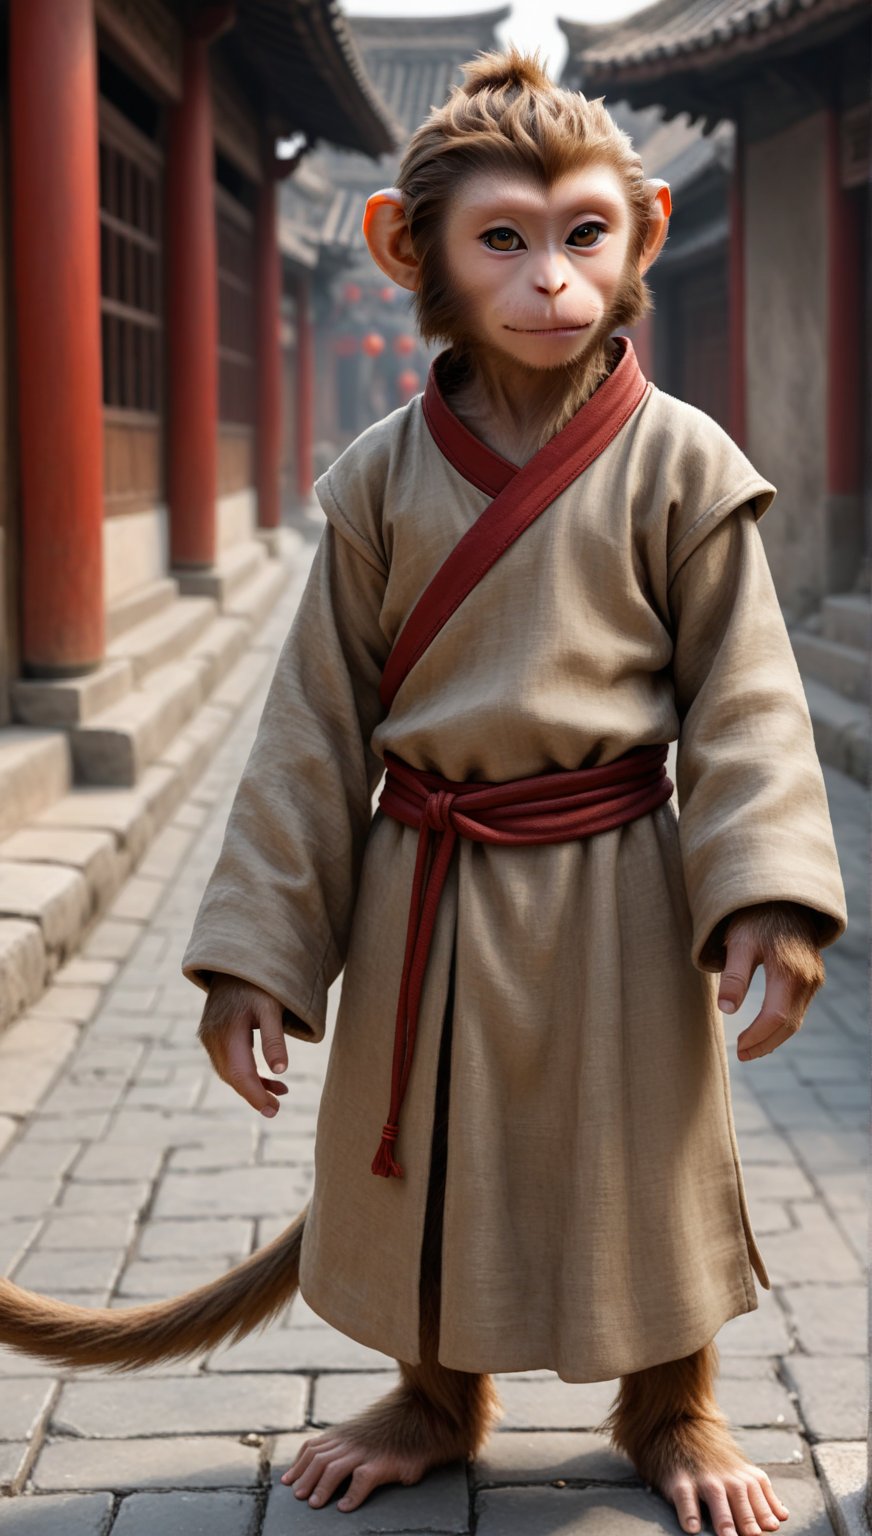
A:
[0,0,394,717]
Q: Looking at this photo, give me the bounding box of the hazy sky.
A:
[340,0,638,79]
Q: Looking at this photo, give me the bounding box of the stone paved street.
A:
[0,517,867,1534]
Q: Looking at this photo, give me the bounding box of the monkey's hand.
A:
[197,974,291,1118]
[716,900,825,1062]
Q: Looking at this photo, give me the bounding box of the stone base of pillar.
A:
[824,491,866,595]
[20,657,103,682]
[172,536,272,609]
[255,528,281,560]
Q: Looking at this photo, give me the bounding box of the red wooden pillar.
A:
[10,0,104,675]
[824,107,864,591]
[255,176,282,529]
[294,274,315,503]
[166,34,218,568]
[825,108,862,500]
[728,129,746,449]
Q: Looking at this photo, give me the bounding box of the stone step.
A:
[791,632,869,704]
[0,860,91,956]
[174,539,267,607]
[105,577,178,643]
[225,558,289,626]
[801,675,870,786]
[0,918,46,1032]
[0,824,131,916]
[0,728,72,842]
[821,592,872,652]
[11,658,134,727]
[187,613,250,694]
[0,535,303,1036]
[70,658,208,789]
[106,595,217,682]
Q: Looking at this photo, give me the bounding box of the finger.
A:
[737,1020,795,1060]
[259,1076,289,1096]
[718,931,760,1015]
[737,968,800,1059]
[255,994,288,1076]
[224,1031,281,1115]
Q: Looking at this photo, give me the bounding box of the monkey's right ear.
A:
[362,188,419,293]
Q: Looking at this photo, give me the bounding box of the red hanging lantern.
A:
[392,334,415,357]
[361,332,385,357]
[380,285,397,303]
[343,282,362,305]
[397,368,421,400]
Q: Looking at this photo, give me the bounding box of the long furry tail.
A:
[0,1206,307,1373]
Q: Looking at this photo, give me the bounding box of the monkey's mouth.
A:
[506,323,591,335]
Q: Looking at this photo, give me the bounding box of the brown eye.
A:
[567,223,605,249]
[482,228,522,252]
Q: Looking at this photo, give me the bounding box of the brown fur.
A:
[393,45,654,446]
[723,901,826,999]
[0,1207,306,1372]
[596,1338,746,1489]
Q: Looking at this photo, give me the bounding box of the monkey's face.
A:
[439,163,634,371]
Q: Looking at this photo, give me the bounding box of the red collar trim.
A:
[422,335,645,496]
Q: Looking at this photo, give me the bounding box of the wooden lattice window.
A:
[98,99,163,418]
[216,186,254,426]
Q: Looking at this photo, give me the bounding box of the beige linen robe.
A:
[182,339,847,1381]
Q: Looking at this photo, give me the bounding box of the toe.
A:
[725,1481,763,1536]
[763,1475,789,1521]
[289,1449,336,1501]
[700,1477,738,1536]
[281,1435,340,1486]
[337,1462,382,1512]
[745,1474,781,1531]
[307,1454,358,1508]
[670,1472,704,1532]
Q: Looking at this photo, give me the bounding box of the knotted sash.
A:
[371,336,666,1177]
[371,745,674,1177]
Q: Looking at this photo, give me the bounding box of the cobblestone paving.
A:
[0,519,867,1533]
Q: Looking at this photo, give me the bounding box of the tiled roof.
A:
[351,8,512,132]
[228,0,401,156]
[312,6,512,252]
[558,0,866,82]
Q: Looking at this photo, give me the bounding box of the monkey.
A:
[0,48,844,1536]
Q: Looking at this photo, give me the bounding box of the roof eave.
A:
[560,0,867,94]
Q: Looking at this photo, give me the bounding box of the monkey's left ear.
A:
[639,178,672,276]
[362,188,419,293]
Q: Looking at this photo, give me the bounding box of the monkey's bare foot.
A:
[644,1419,790,1536]
[281,1430,442,1513]
[280,1372,499,1513]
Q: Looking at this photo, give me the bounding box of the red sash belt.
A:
[371,742,674,1178]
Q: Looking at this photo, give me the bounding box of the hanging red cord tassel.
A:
[371,795,457,1177]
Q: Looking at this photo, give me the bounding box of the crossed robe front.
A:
[182,336,847,1381]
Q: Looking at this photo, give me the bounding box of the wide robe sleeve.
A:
[667,500,848,973]
[180,517,389,1041]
